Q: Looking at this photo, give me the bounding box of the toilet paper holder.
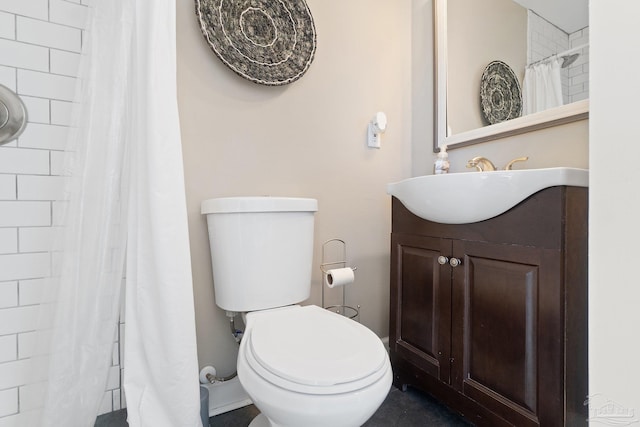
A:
[320,239,359,321]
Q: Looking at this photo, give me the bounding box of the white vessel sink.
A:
[387,167,588,224]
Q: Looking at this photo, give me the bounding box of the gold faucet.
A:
[504,156,529,170]
[466,156,497,172]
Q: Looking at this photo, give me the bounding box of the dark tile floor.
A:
[95,386,472,426]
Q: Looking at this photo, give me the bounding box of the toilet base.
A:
[248,413,273,427]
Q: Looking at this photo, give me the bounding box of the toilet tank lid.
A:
[201,197,318,214]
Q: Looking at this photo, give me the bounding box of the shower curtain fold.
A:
[123,1,202,425]
[522,58,564,115]
[30,1,202,426]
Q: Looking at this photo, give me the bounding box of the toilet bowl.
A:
[238,305,392,427]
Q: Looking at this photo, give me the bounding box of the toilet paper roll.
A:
[325,268,355,288]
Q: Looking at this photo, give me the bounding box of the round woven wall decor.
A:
[479,61,522,125]
[195,0,317,86]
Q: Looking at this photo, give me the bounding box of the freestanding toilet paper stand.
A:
[320,239,360,321]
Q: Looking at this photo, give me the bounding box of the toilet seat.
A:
[242,305,389,395]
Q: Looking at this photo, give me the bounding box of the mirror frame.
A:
[434,0,589,152]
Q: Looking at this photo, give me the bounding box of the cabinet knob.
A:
[437,256,449,265]
[449,257,462,267]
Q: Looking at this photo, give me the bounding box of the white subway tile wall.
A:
[0,334,16,364]
[0,39,49,72]
[50,49,81,77]
[567,27,589,103]
[0,12,16,39]
[19,97,49,124]
[527,10,570,104]
[17,69,77,102]
[0,282,17,309]
[0,175,15,200]
[527,10,589,106]
[0,0,123,421]
[0,388,18,418]
[50,100,73,125]
[0,65,16,91]
[0,0,49,20]
[0,229,17,254]
[17,17,81,52]
[16,331,35,360]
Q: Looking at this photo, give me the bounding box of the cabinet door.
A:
[390,233,452,383]
[451,240,562,427]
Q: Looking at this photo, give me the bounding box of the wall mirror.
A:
[435,0,589,151]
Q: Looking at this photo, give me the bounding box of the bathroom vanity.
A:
[389,186,588,426]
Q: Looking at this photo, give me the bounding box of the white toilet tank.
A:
[201,197,318,312]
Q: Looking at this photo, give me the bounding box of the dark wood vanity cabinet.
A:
[389,186,588,427]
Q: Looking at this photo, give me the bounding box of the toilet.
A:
[201,197,392,427]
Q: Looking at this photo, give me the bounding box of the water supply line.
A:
[199,366,237,384]
[228,310,243,343]
[198,311,245,384]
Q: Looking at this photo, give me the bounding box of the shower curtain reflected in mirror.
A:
[28,1,202,426]
[522,58,564,115]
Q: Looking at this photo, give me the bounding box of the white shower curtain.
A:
[522,58,564,115]
[31,1,202,426]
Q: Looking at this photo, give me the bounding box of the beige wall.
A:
[445,120,588,172]
[447,0,528,134]
[177,0,412,375]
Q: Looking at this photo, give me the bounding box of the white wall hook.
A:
[367,111,387,148]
